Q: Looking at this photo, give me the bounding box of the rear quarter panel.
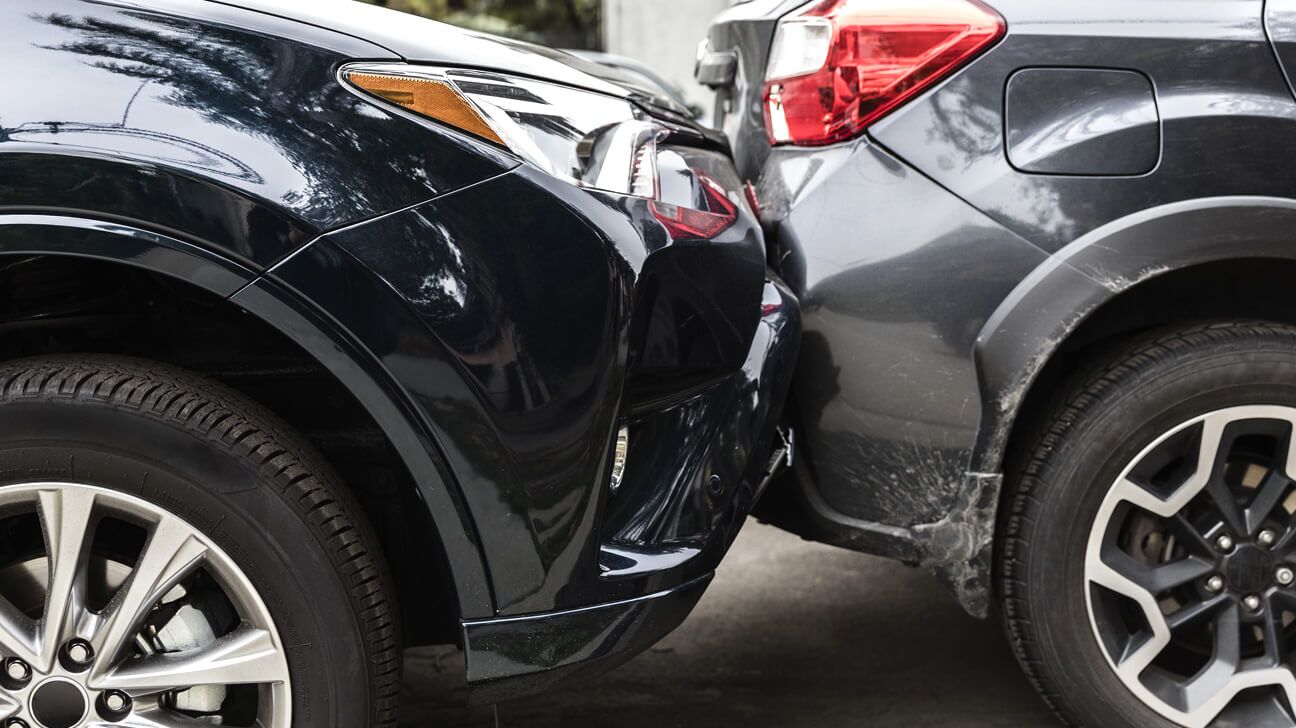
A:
[760,0,1296,613]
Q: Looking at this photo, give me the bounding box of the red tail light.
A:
[649,173,739,240]
[763,0,1005,146]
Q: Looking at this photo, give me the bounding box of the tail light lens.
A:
[649,173,738,240]
[763,0,1005,146]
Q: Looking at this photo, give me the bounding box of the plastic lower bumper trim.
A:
[461,573,713,704]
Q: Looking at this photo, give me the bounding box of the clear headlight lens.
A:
[343,63,663,198]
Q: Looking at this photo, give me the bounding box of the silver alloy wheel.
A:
[0,482,291,727]
[1086,406,1296,728]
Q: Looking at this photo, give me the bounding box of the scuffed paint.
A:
[1084,262,1173,292]
[981,327,1075,471]
[912,472,1002,618]
[938,264,1174,616]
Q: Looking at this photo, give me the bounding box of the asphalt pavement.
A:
[401,522,1061,727]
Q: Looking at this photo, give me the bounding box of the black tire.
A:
[1001,322,1296,728]
[0,354,400,727]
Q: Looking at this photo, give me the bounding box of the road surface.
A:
[401,522,1059,727]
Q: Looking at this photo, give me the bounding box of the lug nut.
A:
[63,639,92,668]
[1217,534,1236,552]
[1206,575,1225,592]
[5,718,28,728]
[4,658,29,683]
[1260,529,1279,547]
[1279,567,1296,586]
[1245,594,1264,611]
[102,690,130,713]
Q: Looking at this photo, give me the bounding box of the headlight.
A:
[342,63,662,198]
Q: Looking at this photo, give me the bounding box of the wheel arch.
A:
[974,196,1296,479]
[0,213,494,629]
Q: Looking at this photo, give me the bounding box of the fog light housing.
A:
[609,426,630,492]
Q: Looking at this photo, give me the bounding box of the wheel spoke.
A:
[1245,470,1292,535]
[1106,549,1215,595]
[1179,605,1242,713]
[1090,559,1172,677]
[0,692,19,720]
[1167,514,1216,556]
[92,624,287,696]
[1167,595,1230,631]
[37,487,96,671]
[1107,413,1229,518]
[98,707,221,728]
[1205,479,1248,537]
[1263,596,1289,667]
[89,515,207,674]
[0,596,39,667]
[1200,417,1248,534]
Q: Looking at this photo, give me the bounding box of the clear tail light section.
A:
[763,0,1005,146]
[649,174,738,240]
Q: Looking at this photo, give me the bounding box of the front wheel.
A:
[0,356,400,727]
[1002,322,1296,728]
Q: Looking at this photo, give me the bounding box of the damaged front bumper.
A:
[463,273,800,702]
[277,131,803,700]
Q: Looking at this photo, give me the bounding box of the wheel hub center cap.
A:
[1224,544,1274,594]
[29,677,87,728]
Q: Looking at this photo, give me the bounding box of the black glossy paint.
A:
[212,0,697,120]
[1,0,515,267]
[311,158,790,617]
[269,164,799,695]
[462,574,712,704]
[0,0,798,701]
[709,0,1296,616]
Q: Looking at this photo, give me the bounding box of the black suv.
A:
[702,0,1296,726]
[0,1,798,725]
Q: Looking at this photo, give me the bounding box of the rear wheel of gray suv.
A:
[0,355,400,727]
[1002,322,1296,728]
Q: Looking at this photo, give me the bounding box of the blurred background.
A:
[358,0,728,113]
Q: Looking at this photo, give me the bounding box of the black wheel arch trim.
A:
[0,213,258,295]
[0,212,496,620]
[949,196,1296,615]
[975,195,1296,474]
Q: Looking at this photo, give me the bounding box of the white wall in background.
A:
[603,0,730,113]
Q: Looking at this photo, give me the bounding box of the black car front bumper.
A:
[268,151,800,700]
[463,270,798,702]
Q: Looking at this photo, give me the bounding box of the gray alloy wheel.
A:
[999,323,1296,728]
[0,481,291,728]
[1086,406,1296,727]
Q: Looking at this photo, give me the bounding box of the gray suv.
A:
[701,0,1296,726]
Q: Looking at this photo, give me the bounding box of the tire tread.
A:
[0,354,402,727]
[1000,321,1296,728]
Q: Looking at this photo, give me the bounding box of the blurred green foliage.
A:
[358,0,602,49]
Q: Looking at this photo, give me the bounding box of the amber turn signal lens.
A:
[344,71,504,145]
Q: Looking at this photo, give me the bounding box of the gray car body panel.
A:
[710,0,1296,615]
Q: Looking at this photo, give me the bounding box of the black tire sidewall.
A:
[0,399,370,727]
[1016,346,1296,728]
